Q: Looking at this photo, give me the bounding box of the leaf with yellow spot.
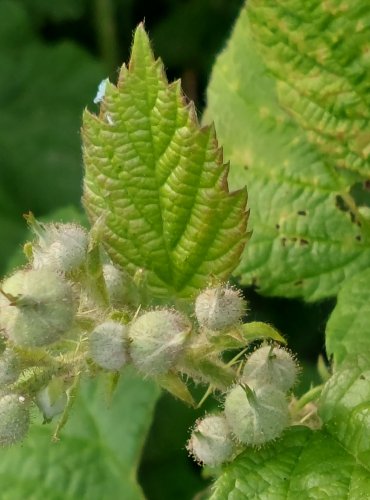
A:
[205,4,370,301]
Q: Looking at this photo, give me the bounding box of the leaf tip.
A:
[130,22,154,68]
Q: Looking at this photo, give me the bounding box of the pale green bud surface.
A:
[195,286,246,331]
[0,394,30,447]
[103,263,131,307]
[89,321,128,371]
[224,384,289,446]
[129,309,191,376]
[187,414,235,467]
[32,222,88,274]
[0,349,20,386]
[0,268,75,347]
[242,345,298,392]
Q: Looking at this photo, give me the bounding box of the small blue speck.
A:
[94,78,109,104]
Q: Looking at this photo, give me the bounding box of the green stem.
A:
[295,384,323,411]
[94,0,119,75]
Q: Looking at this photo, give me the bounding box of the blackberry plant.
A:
[2,2,370,497]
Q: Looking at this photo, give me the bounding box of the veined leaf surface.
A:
[83,25,248,299]
[211,354,370,499]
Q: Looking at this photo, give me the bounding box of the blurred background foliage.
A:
[0,0,332,498]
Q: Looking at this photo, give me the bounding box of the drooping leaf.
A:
[83,24,248,299]
[0,368,160,500]
[211,354,370,498]
[326,269,370,366]
[205,4,370,301]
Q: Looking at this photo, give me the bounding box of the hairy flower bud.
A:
[129,309,191,376]
[242,345,298,392]
[0,349,20,386]
[187,414,235,466]
[224,383,289,446]
[195,286,246,331]
[0,394,30,446]
[31,221,88,274]
[89,321,128,371]
[0,268,75,347]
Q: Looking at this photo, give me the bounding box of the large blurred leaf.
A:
[211,354,370,498]
[326,269,370,366]
[248,0,370,178]
[0,0,103,275]
[0,368,160,500]
[18,0,87,22]
[205,4,370,301]
[83,25,248,299]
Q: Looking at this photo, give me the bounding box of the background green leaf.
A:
[326,269,370,366]
[205,4,370,301]
[83,25,248,299]
[0,0,103,275]
[248,0,370,179]
[0,368,160,500]
[211,354,370,499]
[319,354,370,466]
[210,426,370,499]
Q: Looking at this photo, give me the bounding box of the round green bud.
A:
[242,345,298,392]
[0,268,75,347]
[195,286,246,331]
[32,222,88,274]
[89,321,128,371]
[129,309,191,376]
[0,394,30,446]
[224,384,289,446]
[187,414,235,467]
[36,378,67,421]
[0,349,20,386]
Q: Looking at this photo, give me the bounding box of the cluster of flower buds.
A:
[0,220,90,446]
[187,344,299,466]
[0,218,299,458]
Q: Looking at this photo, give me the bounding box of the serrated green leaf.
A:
[205,5,370,301]
[210,426,370,499]
[0,368,160,500]
[320,353,370,466]
[326,269,370,366]
[83,24,248,299]
[211,354,370,498]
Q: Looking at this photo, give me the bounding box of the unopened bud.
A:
[195,286,246,331]
[129,309,190,376]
